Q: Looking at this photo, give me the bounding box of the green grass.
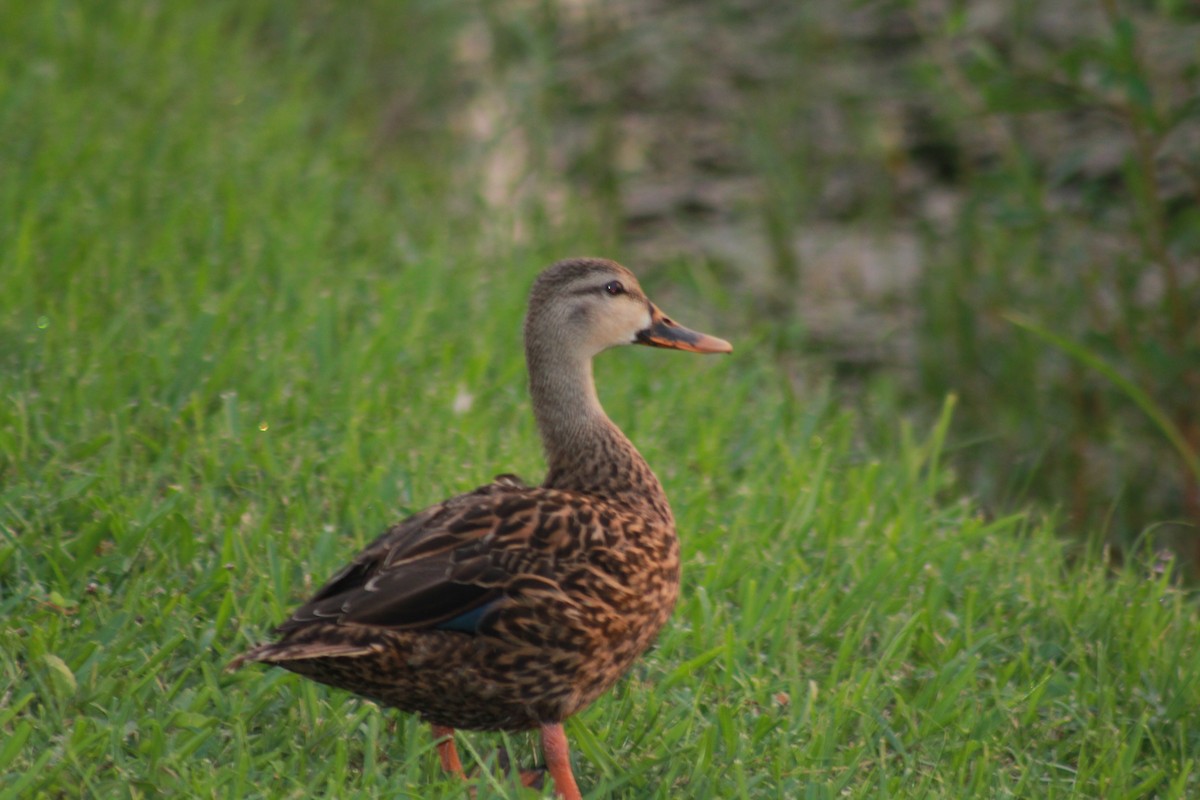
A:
[3,3,1200,798]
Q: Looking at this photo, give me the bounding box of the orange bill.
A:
[635,304,732,354]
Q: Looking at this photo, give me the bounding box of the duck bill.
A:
[635,304,732,354]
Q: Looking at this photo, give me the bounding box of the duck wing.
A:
[276,475,574,634]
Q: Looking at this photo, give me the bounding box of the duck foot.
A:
[432,724,576,799]
[495,746,546,790]
[519,769,548,790]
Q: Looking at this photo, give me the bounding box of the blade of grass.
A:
[1005,311,1200,484]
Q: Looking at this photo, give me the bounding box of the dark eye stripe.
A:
[568,280,629,297]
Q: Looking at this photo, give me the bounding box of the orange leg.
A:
[540,722,582,800]
[431,724,466,780]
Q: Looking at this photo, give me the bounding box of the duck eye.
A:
[604,280,625,296]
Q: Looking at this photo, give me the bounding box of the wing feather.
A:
[275,475,596,635]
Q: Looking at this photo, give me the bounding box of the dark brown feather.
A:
[234,258,721,742]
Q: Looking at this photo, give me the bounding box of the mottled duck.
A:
[232,258,732,798]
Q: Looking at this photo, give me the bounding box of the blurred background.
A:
[7,0,1198,567]
[337,0,1199,567]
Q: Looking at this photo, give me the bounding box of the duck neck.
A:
[527,347,669,515]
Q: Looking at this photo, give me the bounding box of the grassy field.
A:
[3,3,1199,798]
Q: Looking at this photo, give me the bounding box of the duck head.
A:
[525,258,732,361]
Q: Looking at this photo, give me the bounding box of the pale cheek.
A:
[588,304,652,351]
[632,309,652,342]
[618,309,651,345]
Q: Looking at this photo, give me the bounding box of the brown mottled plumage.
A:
[231,258,731,799]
